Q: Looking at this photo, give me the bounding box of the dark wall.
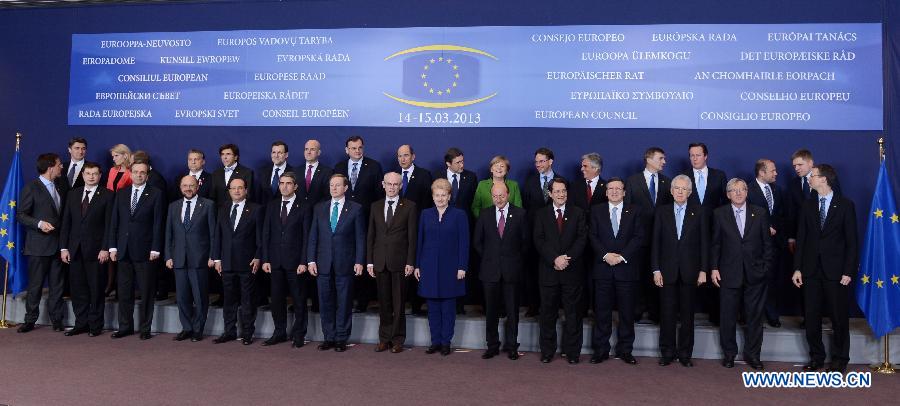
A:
[0,0,894,218]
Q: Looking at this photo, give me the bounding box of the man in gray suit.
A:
[16,153,65,333]
[165,175,217,342]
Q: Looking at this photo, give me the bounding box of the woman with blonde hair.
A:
[471,155,522,218]
[106,144,133,192]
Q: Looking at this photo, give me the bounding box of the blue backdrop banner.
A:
[68,23,882,129]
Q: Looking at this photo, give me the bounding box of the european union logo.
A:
[0,145,26,295]
[855,161,900,338]
[384,44,498,109]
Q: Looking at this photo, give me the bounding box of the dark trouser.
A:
[803,275,850,366]
[318,272,354,342]
[222,270,256,338]
[117,260,157,334]
[426,298,457,346]
[483,280,520,351]
[592,278,636,356]
[376,270,407,345]
[701,285,721,324]
[155,259,173,299]
[254,271,271,307]
[69,252,105,332]
[174,267,210,334]
[539,283,583,358]
[523,250,541,313]
[719,282,767,360]
[24,255,64,325]
[207,267,223,303]
[659,278,697,360]
[408,277,424,313]
[270,266,309,340]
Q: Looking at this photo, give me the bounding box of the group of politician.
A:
[14,135,858,372]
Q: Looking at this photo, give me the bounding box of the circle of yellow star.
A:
[421,56,459,97]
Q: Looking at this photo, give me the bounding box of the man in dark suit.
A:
[165,175,217,342]
[473,182,529,360]
[334,136,383,313]
[366,172,417,353]
[588,177,643,365]
[787,149,842,253]
[570,152,608,213]
[747,159,788,327]
[308,174,366,352]
[173,149,212,201]
[108,162,165,340]
[433,147,477,215]
[256,140,293,206]
[212,177,262,345]
[54,137,87,202]
[59,162,113,337]
[210,143,255,210]
[681,143,727,326]
[395,144,432,315]
[133,151,171,302]
[624,146,672,324]
[260,172,312,348]
[710,178,774,369]
[533,178,588,364]
[297,139,333,312]
[792,164,857,373]
[652,175,709,367]
[522,147,561,317]
[16,153,65,333]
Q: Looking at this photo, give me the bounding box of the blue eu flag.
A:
[0,144,26,294]
[855,161,900,338]
[402,52,479,101]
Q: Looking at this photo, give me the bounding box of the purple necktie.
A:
[305,165,313,190]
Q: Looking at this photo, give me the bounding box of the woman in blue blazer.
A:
[415,178,469,356]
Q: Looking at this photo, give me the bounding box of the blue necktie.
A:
[350,162,359,190]
[649,174,657,206]
[611,206,619,237]
[542,175,549,201]
[183,200,192,228]
[696,171,706,204]
[735,208,744,238]
[271,167,280,194]
[764,185,774,214]
[450,173,459,205]
[402,170,409,196]
[676,205,684,240]
[802,176,810,197]
[330,201,339,232]
[819,197,827,229]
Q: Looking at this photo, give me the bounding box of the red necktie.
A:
[556,208,564,233]
[305,165,313,191]
[586,180,593,203]
[498,208,505,238]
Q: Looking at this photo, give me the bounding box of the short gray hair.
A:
[581,152,603,170]
[726,178,747,192]
[671,174,693,191]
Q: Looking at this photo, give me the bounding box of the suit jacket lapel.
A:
[822,200,839,232]
[234,205,251,232]
[334,203,352,232]
[131,187,151,217]
[83,188,102,220]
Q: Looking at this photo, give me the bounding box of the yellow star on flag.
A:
[0,228,6,237]
[0,213,7,222]
[7,200,14,208]
[5,241,13,250]
[861,274,870,284]
[892,275,899,285]
[892,213,899,223]
[876,279,884,288]
[874,209,883,218]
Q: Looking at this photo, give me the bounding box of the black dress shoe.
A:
[335,341,348,352]
[263,336,286,346]
[241,337,253,345]
[191,333,203,342]
[679,358,694,367]
[440,345,452,356]
[747,359,765,370]
[591,353,610,364]
[425,344,441,354]
[111,330,133,339]
[292,339,305,348]
[64,327,88,336]
[507,350,519,360]
[482,349,500,359]
[619,353,637,365]
[767,318,782,328]
[567,355,580,364]
[174,331,191,341]
[213,335,237,344]
[17,323,34,333]
[318,341,335,351]
[658,357,675,366]
[803,361,824,371]
[139,332,152,340]
[540,355,553,363]
[722,356,735,368]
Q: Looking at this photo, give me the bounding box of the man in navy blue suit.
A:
[307,174,366,352]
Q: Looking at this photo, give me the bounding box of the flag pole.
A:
[0,133,20,328]
[871,137,895,374]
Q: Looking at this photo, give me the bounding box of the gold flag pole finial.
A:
[15,132,20,152]
[878,137,885,162]
[871,137,895,374]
